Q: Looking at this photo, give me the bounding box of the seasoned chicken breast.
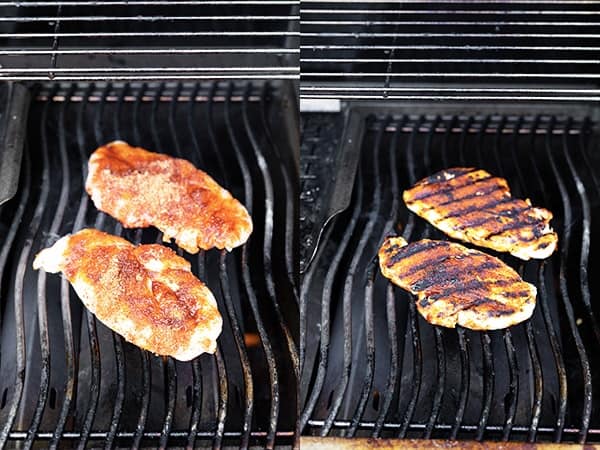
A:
[86,141,252,253]
[379,237,537,330]
[403,167,557,260]
[33,229,222,360]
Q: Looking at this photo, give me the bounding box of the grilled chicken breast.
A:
[86,141,253,253]
[379,237,537,330]
[403,167,557,260]
[33,229,222,360]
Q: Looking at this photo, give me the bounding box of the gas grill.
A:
[0,3,299,448]
[0,81,299,449]
[299,0,600,446]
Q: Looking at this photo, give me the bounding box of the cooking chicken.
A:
[403,167,557,260]
[379,237,537,330]
[33,229,222,360]
[85,141,253,253]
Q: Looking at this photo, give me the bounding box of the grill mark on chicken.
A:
[456,205,533,229]
[437,193,513,219]
[417,177,505,208]
[403,167,558,260]
[414,174,495,202]
[412,277,513,299]
[386,239,443,265]
[401,254,504,280]
[378,237,537,330]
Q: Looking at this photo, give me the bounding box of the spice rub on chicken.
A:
[85,141,253,253]
[378,237,537,330]
[403,168,557,260]
[33,229,222,360]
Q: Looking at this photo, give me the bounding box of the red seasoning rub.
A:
[403,167,558,260]
[378,237,537,330]
[33,229,222,360]
[85,141,253,253]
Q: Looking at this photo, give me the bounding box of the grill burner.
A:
[0,81,298,448]
[300,108,600,443]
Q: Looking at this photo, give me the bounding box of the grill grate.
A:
[0,81,298,448]
[301,0,600,101]
[0,1,299,81]
[300,110,600,443]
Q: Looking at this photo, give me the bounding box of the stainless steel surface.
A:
[0,1,299,81]
[300,1,600,101]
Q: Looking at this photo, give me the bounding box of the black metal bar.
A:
[184,89,205,450]
[0,1,297,4]
[305,419,600,436]
[322,116,388,436]
[23,84,59,450]
[546,117,593,444]
[561,120,600,347]
[347,261,376,436]
[300,166,364,434]
[372,117,403,437]
[150,82,166,152]
[216,89,254,449]
[398,117,424,439]
[241,83,285,448]
[218,251,253,449]
[50,156,78,447]
[232,83,280,449]
[476,332,494,441]
[9,430,296,440]
[450,328,470,440]
[508,116,543,444]
[186,83,205,168]
[373,284,398,437]
[501,323,518,441]
[258,81,299,309]
[247,83,300,385]
[131,87,151,450]
[78,83,110,450]
[104,85,128,450]
[49,83,91,450]
[212,347,228,450]
[398,301,421,439]
[423,116,452,439]
[0,133,31,450]
[474,115,493,443]
[159,358,177,450]
[424,327,445,439]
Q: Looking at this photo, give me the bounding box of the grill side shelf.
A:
[0,82,29,206]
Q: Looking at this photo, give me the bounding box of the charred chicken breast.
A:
[379,237,537,330]
[33,229,222,360]
[403,167,557,260]
[86,141,253,253]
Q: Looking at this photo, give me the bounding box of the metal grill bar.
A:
[0,2,299,80]
[0,0,296,4]
[301,1,600,100]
